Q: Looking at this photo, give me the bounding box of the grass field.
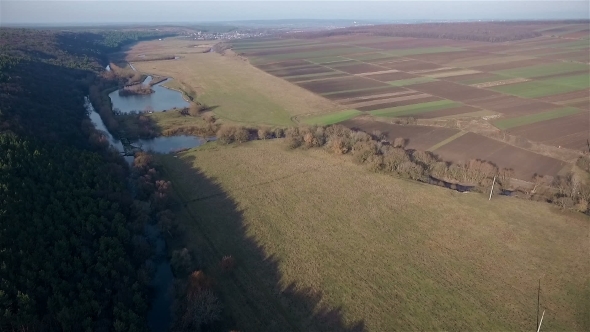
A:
[493,107,584,130]
[300,109,361,125]
[369,100,461,117]
[159,140,589,332]
[490,80,582,98]
[130,39,341,126]
[542,73,590,89]
[494,62,589,78]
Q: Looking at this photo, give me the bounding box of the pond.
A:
[109,76,190,113]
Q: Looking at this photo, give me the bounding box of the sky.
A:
[1,1,589,25]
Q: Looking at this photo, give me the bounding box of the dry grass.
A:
[158,139,589,332]
[130,38,342,126]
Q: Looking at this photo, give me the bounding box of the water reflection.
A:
[109,76,190,113]
[84,97,203,155]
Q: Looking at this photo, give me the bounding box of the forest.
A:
[0,28,171,331]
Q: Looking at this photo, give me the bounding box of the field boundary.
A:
[427,131,468,152]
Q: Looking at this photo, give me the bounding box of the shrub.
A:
[216,125,236,144]
[285,127,300,137]
[326,137,350,154]
[219,255,236,272]
[412,150,437,170]
[257,127,271,140]
[372,129,386,141]
[392,137,407,148]
[285,135,303,149]
[234,127,250,143]
[157,209,179,236]
[397,161,425,180]
[171,248,194,277]
[216,125,250,144]
[381,147,410,172]
[352,141,379,164]
[203,114,216,124]
[324,124,351,139]
[273,127,285,138]
[188,103,203,116]
[350,131,372,145]
[366,154,384,172]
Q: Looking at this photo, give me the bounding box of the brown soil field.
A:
[443,72,499,82]
[324,86,410,101]
[296,76,389,94]
[468,95,556,116]
[567,99,590,110]
[337,90,417,105]
[381,60,443,72]
[360,38,468,50]
[410,81,501,102]
[471,77,531,88]
[286,72,349,83]
[364,56,409,64]
[340,91,431,109]
[448,55,533,68]
[408,50,487,64]
[314,35,396,44]
[549,132,590,151]
[427,69,483,78]
[506,113,590,151]
[363,71,418,82]
[561,29,590,38]
[355,69,400,76]
[411,105,481,119]
[317,59,359,67]
[543,50,590,62]
[264,63,320,73]
[341,119,460,151]
[471,58,551,72]
[256,59,310,71]
[270,66,335,77]
[434,133,566,180]
[245,44,349,57]
[532,70,590,80]
[368,57,412,64]
[537,90,590,103]
[357,96,442,112]
[409,66,454,74]
[333,63,391,74]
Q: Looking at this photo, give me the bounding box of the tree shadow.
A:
[165,153,366,332]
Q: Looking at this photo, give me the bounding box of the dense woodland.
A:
[0,28,171,331]
[292,21,551,42]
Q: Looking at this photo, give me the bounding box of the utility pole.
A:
[536,278,540,331]
[489,176,496,200]
[537,310,545,332]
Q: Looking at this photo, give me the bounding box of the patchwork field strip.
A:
[234,32,589,153]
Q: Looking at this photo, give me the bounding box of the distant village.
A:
[180,30,270,41]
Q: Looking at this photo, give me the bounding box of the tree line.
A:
[214,123,590,214]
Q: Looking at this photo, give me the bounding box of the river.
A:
[84,96,203,331]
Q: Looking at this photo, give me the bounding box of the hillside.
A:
[158,139,590,331]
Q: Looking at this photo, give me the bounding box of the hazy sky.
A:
[2,1,589,25]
